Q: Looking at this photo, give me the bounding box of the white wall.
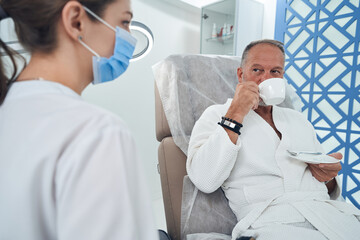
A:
[82,0,201,204]
[234,0,264,56]
[255,0,277,39]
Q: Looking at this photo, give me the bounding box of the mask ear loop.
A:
[82,6,116,32]
[78,36,100,58]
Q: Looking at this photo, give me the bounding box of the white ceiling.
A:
[178,0,223,8]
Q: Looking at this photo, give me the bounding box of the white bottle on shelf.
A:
[212,23,217,38]
[223,23,228,37]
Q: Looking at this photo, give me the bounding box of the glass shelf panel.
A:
[206,33,234,44]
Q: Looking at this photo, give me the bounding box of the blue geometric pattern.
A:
[275,0,360,208]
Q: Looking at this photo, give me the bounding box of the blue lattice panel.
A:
[275,0,360,208]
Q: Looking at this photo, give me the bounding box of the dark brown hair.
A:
[0,0,117,105]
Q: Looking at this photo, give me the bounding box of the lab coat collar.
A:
[6,80,80,100]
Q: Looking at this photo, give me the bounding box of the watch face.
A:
[224,120,235,128]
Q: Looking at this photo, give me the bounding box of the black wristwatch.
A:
[218,117,243,135]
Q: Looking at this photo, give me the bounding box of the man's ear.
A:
[237,67,243,83]
[60,1,87,41]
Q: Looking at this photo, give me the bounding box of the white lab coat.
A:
[0,80,158,240]
[187,99,360,240]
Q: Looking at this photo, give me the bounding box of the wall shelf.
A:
[200,0,263,56]
[206,33,234,44]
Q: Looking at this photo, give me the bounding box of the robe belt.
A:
[231,191,330,240]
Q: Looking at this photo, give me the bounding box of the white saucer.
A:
[287,152,340,164]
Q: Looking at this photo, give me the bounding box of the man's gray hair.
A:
[240,39,285,67]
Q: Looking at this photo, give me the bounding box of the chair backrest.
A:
[154,54,241,240]
[155,82,238,240]
[155,83,186,240]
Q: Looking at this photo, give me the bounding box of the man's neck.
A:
[16,50,90,94]
[255,105,273,118]
[255,105,282,139]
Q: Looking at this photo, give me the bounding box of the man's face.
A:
[238,43,285,85]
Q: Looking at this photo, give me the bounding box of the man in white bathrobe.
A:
[186,39,360,240]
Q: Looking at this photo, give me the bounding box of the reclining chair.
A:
[153,54,301,240]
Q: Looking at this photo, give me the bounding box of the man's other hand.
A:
[308,152,342,182]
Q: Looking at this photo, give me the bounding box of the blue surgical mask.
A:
[79,6,137,84]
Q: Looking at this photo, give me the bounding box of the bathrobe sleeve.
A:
[187,104,241,193]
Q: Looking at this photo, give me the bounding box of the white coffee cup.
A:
[258,78,286,105]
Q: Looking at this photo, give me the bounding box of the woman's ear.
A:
[60,1,87,41]
[237,67,243,83]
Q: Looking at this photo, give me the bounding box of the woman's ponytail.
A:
[0,37,19,105]
[0,3,24,105]
[0,4,18,105]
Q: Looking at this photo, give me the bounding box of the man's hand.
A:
[308,152,342,182]
[226,81,260,123]
[308,152,342,194]
[221,82,260,144]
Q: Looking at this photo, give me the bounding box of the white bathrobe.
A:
[187,99,360,240]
